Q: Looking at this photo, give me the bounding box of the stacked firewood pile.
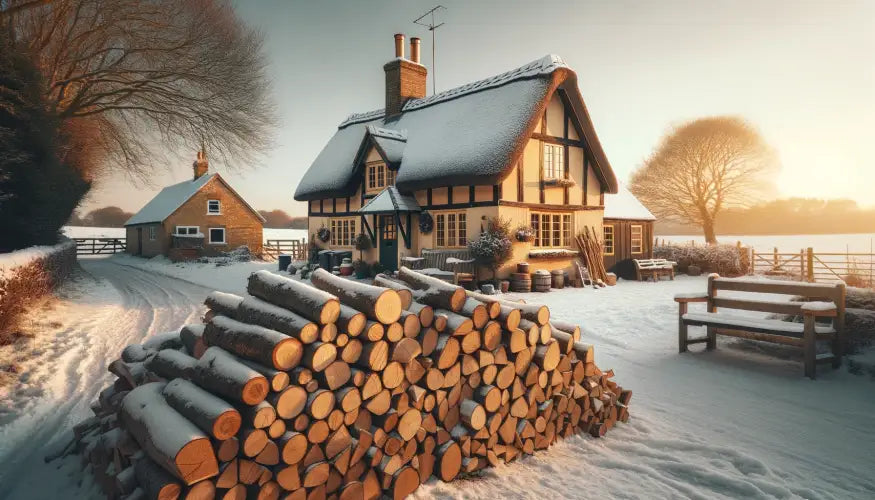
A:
[61,267,631,500]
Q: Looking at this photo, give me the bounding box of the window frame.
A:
[603,225,615,256]
[630,224,644,254]
[542,143,565,180]
[174,226,199,236]
[530,212,572,248]
[208,227,226,245]
[435,211,467,248]
[149,226,157,241]
[207,199,221,215]
[329,217,357,247]
[365,161,394,194]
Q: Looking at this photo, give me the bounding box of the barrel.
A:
[550,269,565,289]
[532,271,551,292]
[278,254,292,273]
[517,262,530,274]
[510,272,531,292]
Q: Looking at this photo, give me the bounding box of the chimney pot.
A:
[410,37,421,64]
[193,150,208,180]
[394,33,405,59]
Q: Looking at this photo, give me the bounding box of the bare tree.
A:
[1,0,275,180]
[629,117,778,244]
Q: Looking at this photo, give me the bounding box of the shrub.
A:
[654,243,748,277]
[353,259,370,278]
[468,217,513,282]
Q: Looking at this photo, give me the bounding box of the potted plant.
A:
[353,259,370,279]
[468,216,513,286]
[354,233,372,260]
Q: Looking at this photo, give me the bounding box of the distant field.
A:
[63,226,308,241]
[659,233,875,254]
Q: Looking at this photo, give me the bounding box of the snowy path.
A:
[0,258,210,499]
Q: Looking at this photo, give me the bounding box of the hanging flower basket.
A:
[419,212,434,234]
[544,178,576,188]
[317,227,331,243]
[515,225,535,243]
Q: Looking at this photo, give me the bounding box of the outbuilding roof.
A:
[603,184,656,221]
[294,54,617,201]
[125,173,265,226]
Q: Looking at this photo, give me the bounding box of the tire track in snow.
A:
[0,258,211,499]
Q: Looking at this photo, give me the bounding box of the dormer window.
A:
[543,143,565,179]
[366,162,394,193]
[207,200,221,214]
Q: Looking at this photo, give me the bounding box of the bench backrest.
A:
[635,259,672,268]
[421,248,475,273]
[707,275,845,329]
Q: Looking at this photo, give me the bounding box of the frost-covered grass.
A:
[63,226,308,242]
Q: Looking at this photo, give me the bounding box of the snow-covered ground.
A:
[1,259,873,499]
[660,233,875,254]
[62,226,308,241]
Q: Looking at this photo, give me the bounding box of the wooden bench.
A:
[675,275,846,378]
[634,258,676,281]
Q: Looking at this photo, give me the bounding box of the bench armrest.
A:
[674,293,708,303]
[801,301,837,317]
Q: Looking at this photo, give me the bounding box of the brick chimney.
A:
[193,150,208,180]
[384,33,427,117]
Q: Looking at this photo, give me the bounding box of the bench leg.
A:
[803,315,816,379]
[678,303,688,353]
[831,331,842,369]
[706,326,716,350]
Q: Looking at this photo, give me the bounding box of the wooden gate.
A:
[74,238,126,255]
[751,246,875,287]
[263,239,307,260]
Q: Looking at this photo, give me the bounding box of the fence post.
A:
[800,249,804,282]
[773,247,778,271]
[806,248,814,283]
[750,248,756,275]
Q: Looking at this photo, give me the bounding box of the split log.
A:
[357,340,389,372]
[550,320,581,342]
[193,347,269,406]
[133,456,182,500]
[204,291,244,319]
[549,326,575,355]
[434,441,461,482]
[398,267,466,312]
[120,383,219,484]
[266,386,307,419]
[204,315,303,371]
[247,270,340,325]
[311,269,402,325]
[236,296,319,345]
[162,378,242,440]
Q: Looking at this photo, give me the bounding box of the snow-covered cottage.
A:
[602,184,656,277]
[294,34,620,278]
[124,152,264,260]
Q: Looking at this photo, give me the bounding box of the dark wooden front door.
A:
[378,215,398,271]
[136,227,143,255]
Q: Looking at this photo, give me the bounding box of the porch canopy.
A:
[358,186,420,249]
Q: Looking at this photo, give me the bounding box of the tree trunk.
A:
[702,217,717,244]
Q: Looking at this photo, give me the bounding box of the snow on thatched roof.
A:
[126,173,265,226]
[603,184,655,221]
[358,186,421,214]
[294,54,617,201]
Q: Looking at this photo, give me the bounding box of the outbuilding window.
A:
[435,212,466,248]
[631,224,643,254]
[175,226,199,235]
[530,212,571,247]
[543,143,565,179]
[149,226,157,241]
[208,228,226,244]
[603,225,614,256]
[207,200,221,214]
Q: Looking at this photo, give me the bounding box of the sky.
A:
[79,0,875,217]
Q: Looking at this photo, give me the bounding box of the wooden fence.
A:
[750,247,875,287]
[74,238,126,255]
[262,239,307,260]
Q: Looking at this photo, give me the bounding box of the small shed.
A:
[602,184,655,278]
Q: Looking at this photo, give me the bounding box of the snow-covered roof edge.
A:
[603,184,655,221]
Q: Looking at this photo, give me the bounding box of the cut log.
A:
[120,383,219,485]
[573,342,594,363]
[549,326,575,354]
[133,456,182,500]
[406,302,434,328]
[390,337,422,364]
[240,400,276,430]
[315,360,350,390]
[460,298,489,329]
[387,465,420,500]
[311,269,402,325]
[162,378,242,440]
[399,267,466,312]
[193,347,269,406]
[534,340,560,371]
[147,349,197,381]
[247,270,340,325]
[373,275,414,310]
[307,389,336,420]
[418,327,438,357]
[204,291,244,319]
[550,320,581,342]
[301,341,337,372]
[241,428,269,457]
[399,311,421,338]
[467,291,549,325]
[336,305,367,338]
[237,296,319,345]
[180,324,207,359]
[204,316,302,371]
[434,310,474,336]
[214,437,239,462]
[267,386,308,419]
[434,441,461,482]
[356,340,389,372]
[237,359,290,392]
[433,335,460,371]
[472,385,501,413]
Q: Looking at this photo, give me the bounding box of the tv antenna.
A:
[414,5,446,95]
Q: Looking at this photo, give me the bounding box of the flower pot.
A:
[340,264,353,276]
[500,280,510,293]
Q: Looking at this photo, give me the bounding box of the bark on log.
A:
[311,269,402,325]
[237,359,290,392]
[120,383,219,485]
[204,291,244,319]
[162,378,242,440]
[373,275,414,310]
[204,315,302,371]
[460,298,489,329]
[236,296,320,345]
[406,302,434,328]
[133,455,182,500]
[247,270,340,325]
[337,305,367,338]
[467,291,550,325]
[193,347,269,406]
[180,324,207,359]
[398,267,466,312]
[147,349,197,381]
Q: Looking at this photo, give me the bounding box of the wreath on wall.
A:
[317,226,331,243]
[419,212,434,234]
